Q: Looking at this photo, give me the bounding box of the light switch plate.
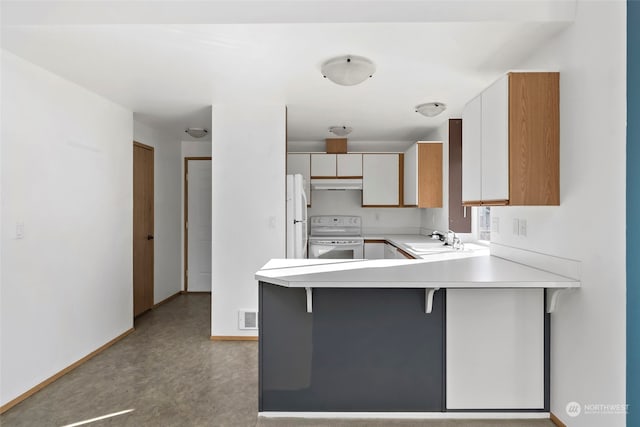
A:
[15,222,24,239]
[519,219,527,237]
[491,217,500,233]
[512,219,520,236]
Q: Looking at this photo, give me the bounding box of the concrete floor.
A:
[0,294,556,427]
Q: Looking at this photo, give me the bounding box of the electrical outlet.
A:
[491,217,500,233]
[519,219,527,237]
[15,222,24,239]
[512,218,520,236]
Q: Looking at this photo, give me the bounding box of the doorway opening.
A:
[184,157,212,293]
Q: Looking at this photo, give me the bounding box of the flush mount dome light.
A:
[321,55,375,86]
[185,128,208,138]
[329,126,353,137]
[415,102,447,117]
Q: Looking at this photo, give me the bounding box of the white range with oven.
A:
[308,216,364,259]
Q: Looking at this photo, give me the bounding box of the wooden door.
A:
[133,142,154,317]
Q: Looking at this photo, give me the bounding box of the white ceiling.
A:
[1,1,573,145]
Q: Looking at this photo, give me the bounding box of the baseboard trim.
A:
[550,412,567,427]
[153,291,182,308]
[258,412,550,420]
[182,291,211,294]
[210,335,258,341]
[0,328,134,414]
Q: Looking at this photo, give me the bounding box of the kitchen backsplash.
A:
[307,190,423,235]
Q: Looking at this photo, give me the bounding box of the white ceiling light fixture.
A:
[329,126,353,137]
[321,55,376,86]
[415,102,447,117]
[185,128,208,138]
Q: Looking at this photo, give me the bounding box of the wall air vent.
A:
[238,310,258,330]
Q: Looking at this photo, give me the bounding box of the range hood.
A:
[311,179,363,191]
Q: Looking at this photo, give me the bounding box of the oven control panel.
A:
[310,216,361,227]
[309,216,362,237]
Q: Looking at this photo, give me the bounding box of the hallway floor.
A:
[0,294,556,427]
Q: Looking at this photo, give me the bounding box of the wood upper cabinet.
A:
[462,72,560,206]
[287,153,311,206]
[311,153,362,177]
[404,141,443,208]
[362,154,400,206]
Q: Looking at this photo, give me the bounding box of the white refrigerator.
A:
[286,174,308,258]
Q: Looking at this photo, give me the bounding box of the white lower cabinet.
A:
[364,243,385,260]
[383,243,397,259]
[446,289,545,409]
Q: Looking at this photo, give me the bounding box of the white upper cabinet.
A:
[404,144,418,206]
[462,72,559,206]
[362,154,399,206]
[480,75,510,202]
[311,153,362,177]
[337,154,363,177]
[311,154,336,177]
[462,95,482,203]
[287,153,311,205]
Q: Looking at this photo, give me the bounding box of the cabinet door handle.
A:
[147,234,154,240]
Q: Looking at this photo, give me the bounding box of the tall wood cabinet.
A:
[462,72,560,206]
[404,141,443,208]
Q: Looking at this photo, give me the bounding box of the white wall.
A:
[308,191,422,235]
[132,120,182,304]
[211,105,285,337]
[490,3,626,426]
[0,51,133,406]
[181,140,212,291]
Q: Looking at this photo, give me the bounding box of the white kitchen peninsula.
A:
[255,252,580,417]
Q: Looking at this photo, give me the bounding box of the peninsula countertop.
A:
[255,255,580,289]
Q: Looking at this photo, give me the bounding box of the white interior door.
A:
[187,159,212,292]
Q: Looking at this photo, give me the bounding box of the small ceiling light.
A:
[415,102,447,117]
[321,55,375,86]
[329,126,353,137]
[185,128,208,138]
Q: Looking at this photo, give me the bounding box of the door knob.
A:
[147,234,154,240]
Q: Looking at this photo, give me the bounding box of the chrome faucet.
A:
[430,230,445,242]
[445,230,455,246]
[432,230,464,250]
[445,230,464,251]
